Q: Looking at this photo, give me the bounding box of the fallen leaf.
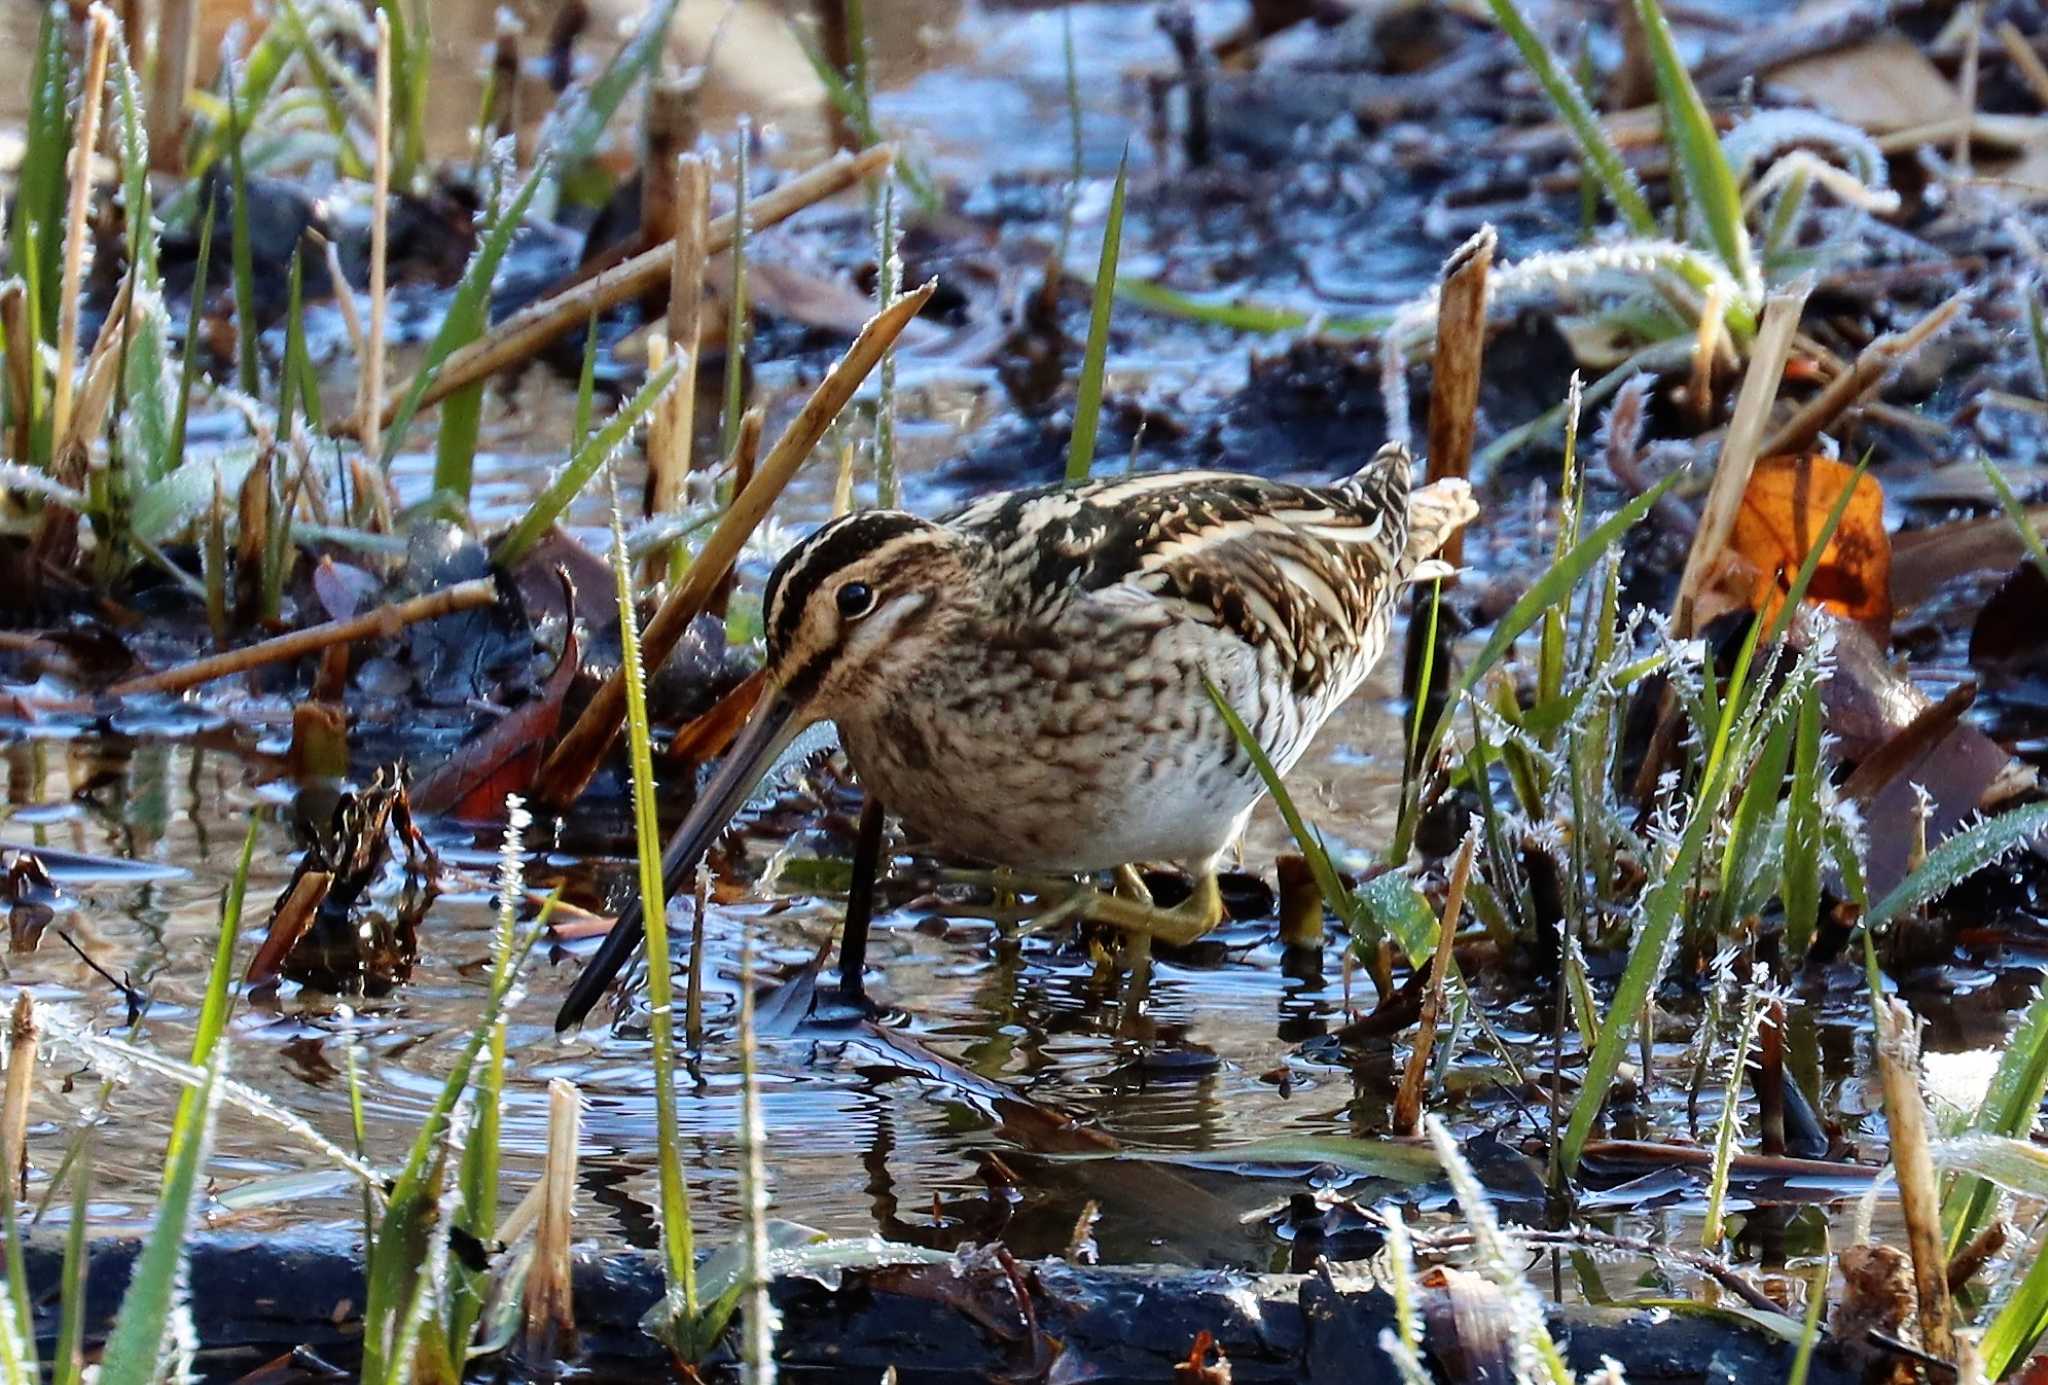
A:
[1721,453,1892,638]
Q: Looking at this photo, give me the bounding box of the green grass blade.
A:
[491,357,678,569]
[544,0,681,199]
[610,483,698,1319]
[1203,675,1359,936]
[1983,1228,2048,1379]
[14,4,72,346]
[574,311,600,448]
[1559,745,1737,1177]
[722,130,751,459]
[1868,802,2048,931]
[1983,456,2048,582]
[1066,144,1129,486]
[1484,0,1655,236]
[1781,680,1824,959]
[49,1132,92,1385]
[96,1054,222,1385]
[225,83,261,399]
[1394,473,1679,860]
[164,819,256,1184]
[381,154,554,469]
[111,36,173,482]
[1635,0,1755,292]
[1943,982,2048,1256]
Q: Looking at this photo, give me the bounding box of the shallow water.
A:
[2,0,2042,1316]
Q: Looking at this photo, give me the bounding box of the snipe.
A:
[557,443,1476,1029]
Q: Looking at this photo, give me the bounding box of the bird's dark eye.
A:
[836,581,876,619]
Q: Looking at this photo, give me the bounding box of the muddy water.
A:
[0,0,1983,1292]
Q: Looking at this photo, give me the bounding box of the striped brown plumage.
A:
[555,442,1476,1027]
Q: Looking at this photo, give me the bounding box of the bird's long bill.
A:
[553,683,809,1030]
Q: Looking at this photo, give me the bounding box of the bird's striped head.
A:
[759,508,976,714]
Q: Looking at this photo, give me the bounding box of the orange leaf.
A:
[1726,453,1891,637]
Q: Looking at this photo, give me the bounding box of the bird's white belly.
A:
[839,620,1362,874]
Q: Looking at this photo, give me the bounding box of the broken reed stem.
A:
[1392,824,1477,1136]
[642,74,697,248]
[648,155,709,535]
[520,1076,580,1363]
[110,578,497,695]
[1875,998,1955,1362]
[360,10,393,459]
[51,6,115,449]
[1998,22,2048,109]
[710,408,765,621]
[2,993,37,1201]
[372,146,893,431]
[1424,225,1494,572]
[148,0,198,173]
[532,279,938,806]
[1757,292,1967,460]
[1671,286,1808,636]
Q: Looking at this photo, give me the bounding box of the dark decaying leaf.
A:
[410,592,581,819]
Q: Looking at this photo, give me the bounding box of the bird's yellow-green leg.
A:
[1074,868,1226,947]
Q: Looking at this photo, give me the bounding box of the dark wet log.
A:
[24,1233,1863,1384]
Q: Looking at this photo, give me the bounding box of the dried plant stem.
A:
[1393,824,1477,1135]
[1757,292,1967,460]
[1998,22,2048,108]
[51,7,115,448]
[1876,998,1954,1361]
[1424,225,1494,571]
[1671,287,1808,635]
[648,155,709,535]
[148,0,198,173]
[1956,2,1985,174]
[373,146,892,431]
[533,279,937,806]
[359,11,393,458]
[110,578,496,696]
[519,1077,580,1363]
[2,994,37,1200]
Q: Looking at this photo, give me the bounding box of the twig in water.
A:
[110,578,497,696]
[51,7,115,447]
[1392,822,1477,1135]
[369,146,893,431]
[1757,292,1968,459]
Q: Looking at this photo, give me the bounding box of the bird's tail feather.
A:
[1403,477,1479,574]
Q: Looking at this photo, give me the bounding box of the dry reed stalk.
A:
[316,232,368,365]
[359,11,393,458]
[1956,2,1985,174]
[1,284,31,465]
[59,270,134,459]
[1670,287,1808,636]
[147,0,197,173]
[650,154,711,527]
[1392,824,1477,1136]
[1690,285,1725,431]
[370,146,893,431]
[709,407,765,621]
[641,74,698,249]
[1875,998,1954,1361]
[1757,292,1967,460]
[51,6,115,448]
[1424,225,1493,571]
[1,993,37,1200]
[519,1077,581,1363]
[110,578,497,695]
[533,279,937,806]
[1998,21,2048,108]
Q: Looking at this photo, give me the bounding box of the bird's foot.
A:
[1058,869,1226,948]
